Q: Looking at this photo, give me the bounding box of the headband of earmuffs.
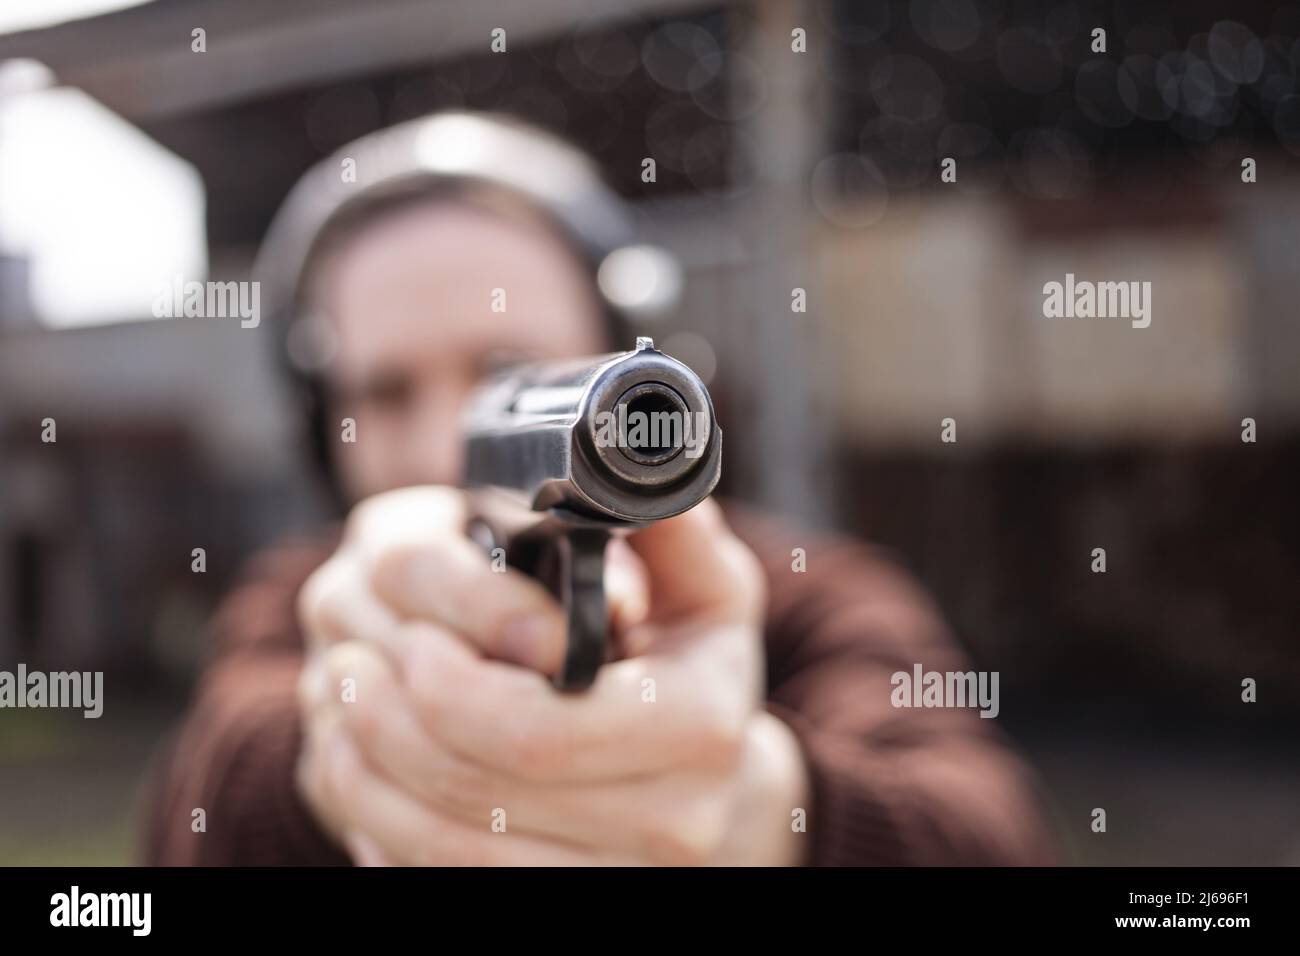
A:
[253,111,683,510]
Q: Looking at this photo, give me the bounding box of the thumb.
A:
[625,499,764,624]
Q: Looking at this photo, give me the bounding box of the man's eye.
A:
[359,376,413,409]
[477,348,535,378]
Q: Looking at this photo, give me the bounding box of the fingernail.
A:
[499,613,560,670]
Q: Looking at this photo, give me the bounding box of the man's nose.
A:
[406,387,467,486]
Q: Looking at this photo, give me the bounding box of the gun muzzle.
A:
[464,336,721,524]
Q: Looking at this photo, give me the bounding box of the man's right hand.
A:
[291,486,801,866]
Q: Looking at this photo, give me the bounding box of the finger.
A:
[346,485,560,668]
[344,831,392,867]
[604,538,650,654]
[295,729,348,844]
[298,653,352,743]
[318,725,626,866]
[626,499,764,625]
[298,554,407,659]
[344,486,467,549]
[297,656,331,722]
[401,618,758,783]
[318,636,465,801]
[318,634,732,860]
[364,529,569,677]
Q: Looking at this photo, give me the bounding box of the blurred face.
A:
[314,200,606,500]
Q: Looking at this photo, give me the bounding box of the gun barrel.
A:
[463,337,721,523]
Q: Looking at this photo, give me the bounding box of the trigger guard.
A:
[553,528,611,691]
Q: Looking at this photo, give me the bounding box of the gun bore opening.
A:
[615,382,691,467]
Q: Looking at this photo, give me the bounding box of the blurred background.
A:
[0,0,1297,865]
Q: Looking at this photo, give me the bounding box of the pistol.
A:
[462,337,722,690]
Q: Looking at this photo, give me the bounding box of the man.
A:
[146,113,1054,866]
